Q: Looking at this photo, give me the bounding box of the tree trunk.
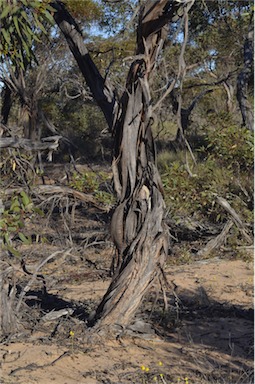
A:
[236,17,254,131]
[0,266,17,336]
[89,0,194,332]
[1,83,12,126]
[53,0,194,332]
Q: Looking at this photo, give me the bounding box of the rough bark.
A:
[236,17,254,131]
[88,0,194,332]
[53,0,194,332]
[0,266,17,336]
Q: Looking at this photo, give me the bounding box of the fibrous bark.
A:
[53,0,194,332]
[89,0,194,331]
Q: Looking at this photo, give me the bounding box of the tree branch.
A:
[51,0,118,131]
[0,136,62,151]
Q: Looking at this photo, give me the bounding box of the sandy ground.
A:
[0,255,253,384]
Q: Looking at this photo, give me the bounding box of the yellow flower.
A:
[145,367,150,372]
[160,373,164,378]
[69,330,75,337]
[141,365,146,371]
[158,361,163,366]
[184,377,189,384]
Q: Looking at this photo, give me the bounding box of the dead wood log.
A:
[0,135,62,151]
[2,185,110,211]
[166,216,222,241]
[41,308,74,322]
[197,220,233,257]
[214,195,252,243]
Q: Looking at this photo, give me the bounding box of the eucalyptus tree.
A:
[50,0,196,333]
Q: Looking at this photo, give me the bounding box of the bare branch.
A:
[0,136,62,151]
[51,0,118,131]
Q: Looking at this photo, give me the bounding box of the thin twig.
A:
[16,249,72,312]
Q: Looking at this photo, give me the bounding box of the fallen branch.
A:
[41,308,74,322]
[197,220,233,257]
[16,249,72,312]
[0,135,62,151]
[214,194,252,243]
[10,351,70,376]
[2,185,111,211]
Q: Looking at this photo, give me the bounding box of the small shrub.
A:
[0,191,43,256]
[69,170,115,205]
[160,121,253,225]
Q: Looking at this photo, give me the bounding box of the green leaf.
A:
[20,0,28,6]
[20,10,28,21]
[7,226,17,232]
[42,8,55,24]
[12,206,21,213]
[13,15,22,38]
[33,207,44,216]
[18,232,32,244]
[4,232,10,244]
[10,198,20,211]
[21,37,30,58]
[33,12,47,34]
[0,5,12,19]
[2,29,11,45]
[20,191,30,207]
[6,244,20,257]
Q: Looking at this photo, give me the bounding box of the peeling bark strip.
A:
[89,1,195,331]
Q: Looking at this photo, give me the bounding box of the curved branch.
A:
[51,0,118,131]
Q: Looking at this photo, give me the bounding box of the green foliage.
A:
[70,171,100,193]
[63,0,102,22]
[0,191,43,256]
[69,170,115,206]
[0,0,55,69]
[204,116,254,170]
[160,121,254,224]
